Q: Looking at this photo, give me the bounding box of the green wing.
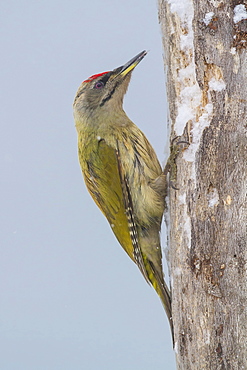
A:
[81,138,146,277]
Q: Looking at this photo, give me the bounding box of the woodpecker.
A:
[73,51,173,338]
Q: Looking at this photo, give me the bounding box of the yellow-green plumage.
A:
[73,51,173,338]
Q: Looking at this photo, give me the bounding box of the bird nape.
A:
[73,50,173,342]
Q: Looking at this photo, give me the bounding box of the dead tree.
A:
[158,0,247,368]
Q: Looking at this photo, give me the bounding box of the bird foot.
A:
[163,136,189,189]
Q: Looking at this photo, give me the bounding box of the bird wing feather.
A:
[115,144,150,283]
[82,138,148,282]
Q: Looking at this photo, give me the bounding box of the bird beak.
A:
[117,50,147,77]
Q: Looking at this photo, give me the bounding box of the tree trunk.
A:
[158,0,247,368]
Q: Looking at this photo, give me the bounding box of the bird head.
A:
[73,50,147,118]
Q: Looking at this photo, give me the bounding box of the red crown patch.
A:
[83,71,109,83]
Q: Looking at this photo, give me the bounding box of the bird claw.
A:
[171,136,190,147]
[163,136,190,190]
[169,180,179,191]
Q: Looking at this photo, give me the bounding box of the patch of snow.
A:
[167,0,194,53]
[183,103,213,178]
[175,67,202,136]
[167,1,192,20]
[180,31,194,51]
[209,0,222,7]
[233,4,247,23]
[203,12,214,26]
[207,187,219,207]
[205,331,211,344]
[208,197,219,207]
[178,193,186,205]
[184,216,191,249]
[208,77,226,91]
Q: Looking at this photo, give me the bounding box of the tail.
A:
[148,260,174,346]
[159,279,174,347]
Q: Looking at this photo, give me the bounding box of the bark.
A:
[158,0,247,369]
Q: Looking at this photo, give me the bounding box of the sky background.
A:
[1,1,176,369]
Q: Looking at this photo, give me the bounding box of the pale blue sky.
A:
[1,1,176,368]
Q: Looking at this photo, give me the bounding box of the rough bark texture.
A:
[158,0,247,369]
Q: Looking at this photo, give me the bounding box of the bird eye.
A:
[94,81,104,89]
